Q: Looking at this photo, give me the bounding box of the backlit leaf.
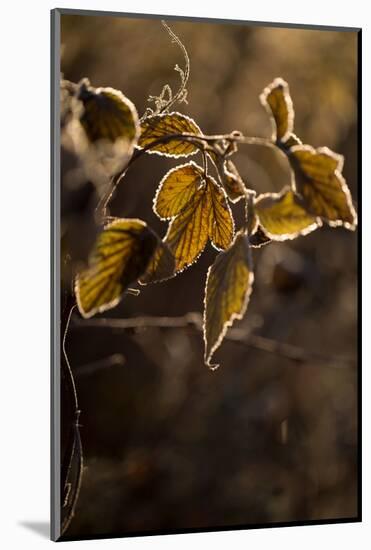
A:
[204,231,254,369]
[64,81,140,186]
[154,161,204,219]
[163,176,234,273]
[260,78,294,144]
[164,185,210,272]
[77,79,140,145]
[254,187,320,240]
[138,112,202,157]
[260,78,301,150]
[75,219,157,318]
[208,176,235,250]
[289,145,357,229]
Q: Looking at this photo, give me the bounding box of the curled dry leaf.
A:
[260,77,301,150]
[76,79,140,145]
[62,80,140,191]
[138,112,202,157]
[254,187,320,240]
[204,231,254,369]
[289,145,357,229]
[75,219,158,318]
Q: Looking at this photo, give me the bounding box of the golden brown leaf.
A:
[260,78,294,144]
[204,231,254,369]
[254,187,320,240]
[289,145,357,229]
[153,162,204,219]
[164,185,211,272]
[138,112,202,157]
[77,80,140,145]
[208,176,235,250]
[162,175,234,273]
[75,219,157,318]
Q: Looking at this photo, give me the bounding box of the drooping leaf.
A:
[289,145,357,229]
[154,161,204,219]
[254,187,320,240]
[222,160,247,203]
[163,175,234,273]
[77,79,140,145]
[138,112,202,157]
[204,231,254,369]
[260,78,300,149]
[75,219,157,318]
[139,240,176,284]
[249,226,272,248]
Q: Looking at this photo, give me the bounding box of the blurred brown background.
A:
[60,14,359,538]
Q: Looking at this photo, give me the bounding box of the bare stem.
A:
[71,313,356,370]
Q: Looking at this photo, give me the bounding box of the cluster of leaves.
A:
[64,25,357,370]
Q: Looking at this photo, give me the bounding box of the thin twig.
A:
[71,312,356,370]
[62,305,79,408]
[160,21,190,112]
[61,304,84,536]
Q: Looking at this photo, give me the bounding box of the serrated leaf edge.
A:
[153,160,205,220]
[207,174,236,251]
[289,144,357,230]
[254,186,322,241]
[74,218,149,319]
[137,111,203,158]
[203,231,254,370]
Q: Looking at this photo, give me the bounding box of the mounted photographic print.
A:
[51,8,361,542]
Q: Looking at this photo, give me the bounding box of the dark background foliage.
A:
[60,14,358,537]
